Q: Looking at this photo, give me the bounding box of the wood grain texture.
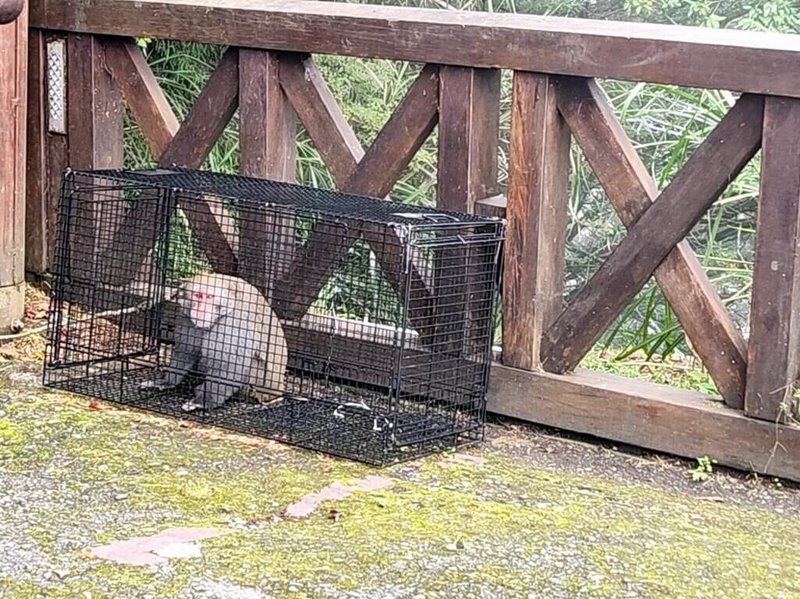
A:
[30,0,800,98]
[25,28,48,274]
[437,66,500,213]
[343,64,439,198]
[745,96,800,423]
[502,72,569,371]
[489,364,800,483]
[102,38,179,159]
[0,2,26,329]
[158,47,238,168]
[238,49,297,301]
[435,66,500,356]
[278,57,436,325]
[555,76,747,409]
[67,35,124,171]
[278,53,362,184]
[541,94,764,374]
[65,34,126,284]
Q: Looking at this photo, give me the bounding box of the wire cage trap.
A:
[43,168,505,465]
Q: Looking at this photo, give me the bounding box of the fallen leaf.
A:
[328,509,342,523]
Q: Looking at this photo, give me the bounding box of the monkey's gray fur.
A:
[140,272,288,412]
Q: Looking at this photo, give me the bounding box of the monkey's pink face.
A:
[179,286,230,329]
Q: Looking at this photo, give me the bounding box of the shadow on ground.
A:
[1,363,799,599]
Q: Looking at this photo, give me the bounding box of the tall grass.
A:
[125,0,799,393]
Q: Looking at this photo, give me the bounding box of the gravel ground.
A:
[1,363,800,598]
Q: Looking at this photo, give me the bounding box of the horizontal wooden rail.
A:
[489,365,800,482]
[30,0,800,98]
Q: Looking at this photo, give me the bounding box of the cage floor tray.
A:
[46,367,483,465]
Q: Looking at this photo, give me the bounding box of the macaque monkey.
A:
[140,273,288,412]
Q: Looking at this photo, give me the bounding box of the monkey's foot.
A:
[180,400,205,413]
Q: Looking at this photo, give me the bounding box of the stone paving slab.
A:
[1,371,799,598]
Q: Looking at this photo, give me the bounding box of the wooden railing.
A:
[25,0,800,481]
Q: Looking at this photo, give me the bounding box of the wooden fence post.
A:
[745,95,800,422]
[238,49,297,302]
[436,65,501,356]
[502,71,570,370]
[0,1,27,332]
[64,33,125,285]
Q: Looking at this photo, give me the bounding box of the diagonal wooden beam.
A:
[343,64,439,198]
[555,76,748,409]
[278,53,363,184]
[541,94,764,375]
[156,47,240,275]
[158,47,239,168]
[102,38,179,159]
[98,44,240,281]
[276,56,438,326]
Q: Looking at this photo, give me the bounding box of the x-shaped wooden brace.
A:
[97,41,240,286]
[271,54,440,332]
[541,79,763,408]
[98,42,440,333]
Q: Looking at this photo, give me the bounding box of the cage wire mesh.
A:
[43,168,505,465]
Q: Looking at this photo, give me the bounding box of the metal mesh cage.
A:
[43,168,505,465]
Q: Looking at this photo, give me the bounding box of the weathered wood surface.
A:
[102,38,179,159]
[555,77,748,409]
[745,96,800,423]
[343,63,439,198]
[277,56,437,328]
[30,0,800,98]
[278,53,362,183]
[542,94,764,374]
[25,28,47,274]
[158,47,239,169]
[0,1,26,330]
[156,47,239,275]
[95,42,239,282]
[435,66,500,356]
[238,49,297,301]
[502,72,569,371]
[437,66,500,214]
[65,34,126,284]
[489,365,800,483]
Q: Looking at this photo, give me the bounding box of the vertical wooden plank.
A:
[238,49,297,302]
[435,66,500,355]
[502,72,570,371]
[25,28,47,275]
[746,96,800,422]
[0,2,26,332]
[437,65,500,213]
[66,33,125,284]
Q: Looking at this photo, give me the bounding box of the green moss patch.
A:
[1,388,799,597]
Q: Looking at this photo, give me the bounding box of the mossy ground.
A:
[1,370,799,599]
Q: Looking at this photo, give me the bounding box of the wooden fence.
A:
[24,0,800,481]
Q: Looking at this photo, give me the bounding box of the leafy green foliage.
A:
[689,456,717,482]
